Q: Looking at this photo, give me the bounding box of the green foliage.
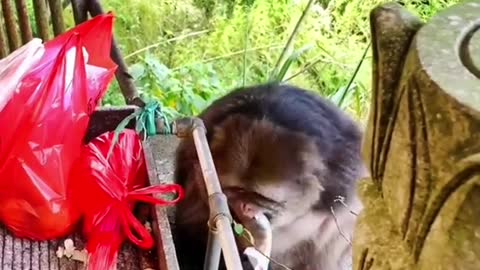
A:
[125,53,227,117]
[68,0,459,121]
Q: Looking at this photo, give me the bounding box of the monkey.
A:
[172,83,367,270]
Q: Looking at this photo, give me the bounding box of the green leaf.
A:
[336,42,371,108]
[145,55,171,82]
[269,0,316,81]
[129,63,146,80]
[191,93,208,111]
[330,84,356,109]
[272,44,313,82]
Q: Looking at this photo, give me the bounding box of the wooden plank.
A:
[143,135,181,270]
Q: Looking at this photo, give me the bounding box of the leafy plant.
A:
[90,0,460,121]
[269,0,316,82]
[128,53,228,117]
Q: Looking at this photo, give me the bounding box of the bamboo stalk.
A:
[15,0,33,44]
[0,4,9,58]
[203,232,221,270]
[2,0,21,50]
[175,118,243,270]
[32,0,50,41]
[48,0,65,36]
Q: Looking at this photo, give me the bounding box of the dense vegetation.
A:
[64,0,459,122]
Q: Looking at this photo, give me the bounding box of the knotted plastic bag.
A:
[0,14,117,240]
[69,129,184,270]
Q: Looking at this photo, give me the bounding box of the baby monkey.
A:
[173,83,366,270]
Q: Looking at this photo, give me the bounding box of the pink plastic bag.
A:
[0,38,44,111]
[0,14,117,240]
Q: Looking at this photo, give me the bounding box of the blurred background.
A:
[47,0,458,122]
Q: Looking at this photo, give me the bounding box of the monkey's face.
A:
[208,115,326,230]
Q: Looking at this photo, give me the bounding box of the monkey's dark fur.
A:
[173,83,366,270]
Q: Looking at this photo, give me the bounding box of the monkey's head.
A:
[174,113,327,234]
[214,114,328,230]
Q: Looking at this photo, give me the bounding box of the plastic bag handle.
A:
[121,183,185,249]
[126,184,184,205]
[120,207,155,249]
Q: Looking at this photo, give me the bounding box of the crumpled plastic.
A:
[0,38,44,112]
[69,129,184,270]
[0,14,117,240]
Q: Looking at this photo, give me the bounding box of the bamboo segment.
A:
[2,0,21,50]
[0,7,9,58]
[48,0,65,36]
[32,0,50,41]
[15,0,33,44]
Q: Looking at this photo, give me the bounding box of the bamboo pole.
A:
[174,118,243,270]
[204,232,221,270]
[15,0,33,44]
[0,3,9,58]
[2,0,21,50]
[48,0,65,36]
[32,0,50,41]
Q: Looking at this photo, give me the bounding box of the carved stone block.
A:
[354,1,480,270]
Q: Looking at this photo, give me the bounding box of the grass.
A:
[60,0,459,121]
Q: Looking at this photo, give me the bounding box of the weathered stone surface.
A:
[353,1,480,270]
[143,135,181,270]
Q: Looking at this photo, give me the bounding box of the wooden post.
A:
[353,1,480,270]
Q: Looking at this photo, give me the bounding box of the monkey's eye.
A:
[264,212,273,221]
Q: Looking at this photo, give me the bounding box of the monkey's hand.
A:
[240,213,272,254]
[240,213,272,270]
[230,199,272,253]
[229,197,273,269]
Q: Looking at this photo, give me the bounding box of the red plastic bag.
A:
[69,129,184,270]
[0,14,117,240]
